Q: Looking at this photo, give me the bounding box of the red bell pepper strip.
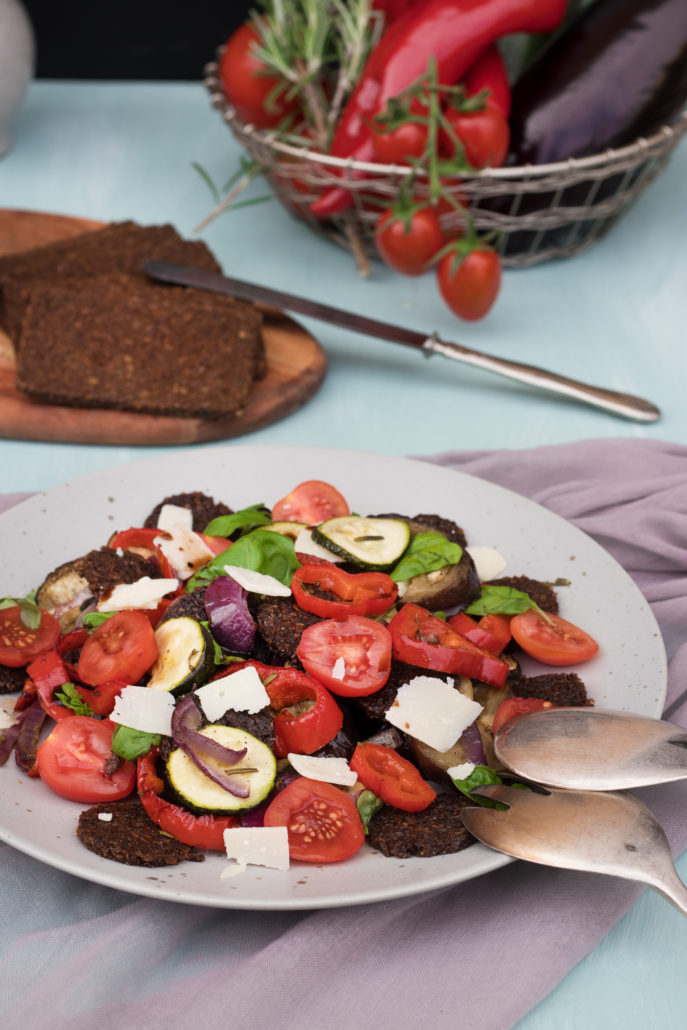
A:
[311,0,567,216]
[26,650,75,721]
[448,611,512,654]
[463,44,511,118]
[389,603,508,687]
[108,526,178,581]
[137,749,239,851]
[221,660,344,758]
[291,565,398,619]
[350,741,436,812]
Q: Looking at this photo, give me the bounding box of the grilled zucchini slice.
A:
[312,516,410,571]
[166,725,277,814]
[147,616,214,696]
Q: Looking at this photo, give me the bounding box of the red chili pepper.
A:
[463,44,511,118]
[388,603,508,687]
[311,0,566,216]
[137,749,239,851]
[223,660,344,758]
[291,565,398,619]
[372,0,423,23]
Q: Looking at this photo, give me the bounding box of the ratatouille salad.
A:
[0,479,599,875]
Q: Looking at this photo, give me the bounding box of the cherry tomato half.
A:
[492,697,556,735]
[264,777,365,863]
[297,615,392,697]
[0,606,60,667]
[218,21,296,129]
[271,480,349,525]
[510,609,599,667]
[436,247,502,322]
[36,717,136,802]
[376,206,444,277]
[77,610,158,686]
[350,742,436,812]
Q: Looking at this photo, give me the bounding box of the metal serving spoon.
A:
[493,708,687,790]
[462,783,687,916]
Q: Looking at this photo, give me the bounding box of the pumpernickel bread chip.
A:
[77,801,205,867]
[0,221,222,345]
[16,272,264,418]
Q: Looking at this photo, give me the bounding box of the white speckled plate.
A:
[0,446,667,909]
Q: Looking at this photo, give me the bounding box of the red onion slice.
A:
[172,695,252,798]
[14,700,47,773]
[204,576,255,654]
[462,720,487,765]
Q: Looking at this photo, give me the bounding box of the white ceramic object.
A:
[0,446,668,910]
[0,0,35,157]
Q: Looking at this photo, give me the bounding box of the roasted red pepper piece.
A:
[108,526,178,581]
[448,611,512,654]
[222,660,344,758]
[137,749,239,851]
[463,43,511,118]
[26,650,75,721]
[350,741,436,812]
[311,0,567,215]
[389,603,508,687]
[291,565,398,619]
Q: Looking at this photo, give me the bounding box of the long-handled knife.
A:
[144,261,660,423]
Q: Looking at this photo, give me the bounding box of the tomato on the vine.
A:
[510,610,599,666]
[436,246,502,321]
[376,206,444,277]
[372,119,429,165]
[219,21,295,129]
[440,104,510,169]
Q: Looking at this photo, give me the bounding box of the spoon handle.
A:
[648,866,687,917]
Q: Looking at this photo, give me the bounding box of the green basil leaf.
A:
[449,765,507,809]
[356,789,383,834]
[389,532,463,583]
[0,594,42,630]
[55,682,94,716]
[204,504,272,539]
[466,584,539,617]
[187,529,300,592]
[81,611,117,631]
[111,724,161,761]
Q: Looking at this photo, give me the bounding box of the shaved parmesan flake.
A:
[111,685,175,735]
[447,762,476,781]
[0,703,18,730]
[331,656,346,681]
[98,812,114,822]
[385,677,483,753]
[293,527,345,563]
[156,504,193,532]
[154,525,213,580]
[224,565,291,597]
[195,667,270,722]
[222,826,290,876]
[287,753,358,786]
[466,546,508,582]
[97,576,178,612]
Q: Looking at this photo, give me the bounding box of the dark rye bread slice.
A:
[77,800,205,866]
[0,221,223,346]
[15,272,265,419]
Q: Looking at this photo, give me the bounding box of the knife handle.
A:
[424,335,660,423]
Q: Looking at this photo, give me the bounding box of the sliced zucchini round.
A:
[312,516,410,571]
[167,725,277,814]
[147,616,215,696]
[263,520,307,541]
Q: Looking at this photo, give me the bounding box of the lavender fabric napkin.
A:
[2,438,687,1030]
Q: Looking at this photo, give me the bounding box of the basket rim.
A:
[203,57,687,182]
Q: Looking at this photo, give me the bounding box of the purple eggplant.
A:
[508,0,687,165]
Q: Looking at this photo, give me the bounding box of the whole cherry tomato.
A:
[440,104,510,168]
[372,119,429,165]
[436,246,502,321]
[376,206,444,276]
[219,21,295,129]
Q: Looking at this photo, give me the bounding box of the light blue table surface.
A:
[2,82,687,1028]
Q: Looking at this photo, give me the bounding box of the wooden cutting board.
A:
[0,210,327,445]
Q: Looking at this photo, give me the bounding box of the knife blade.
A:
[144,261,660,423]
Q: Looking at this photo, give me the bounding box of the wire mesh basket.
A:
[204,58,687,270]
